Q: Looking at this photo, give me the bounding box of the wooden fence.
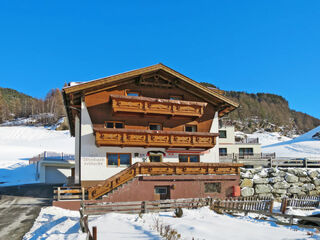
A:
[280,196,320,214]
[212,197,274,213]
[81,197,212,215]
[53,187,86,201]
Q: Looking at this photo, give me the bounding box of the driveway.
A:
[0,184,56,240]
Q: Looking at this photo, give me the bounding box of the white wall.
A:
[79,101,221,181]
[75,115,80,184]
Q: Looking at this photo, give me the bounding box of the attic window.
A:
[170,95,183,100]
[185,125,197,132]
[126,91,139,97]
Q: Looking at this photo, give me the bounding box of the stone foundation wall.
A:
[240,167,320,199]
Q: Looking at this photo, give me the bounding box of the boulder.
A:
[273,181,290,189]
[272,188,287,194]
[269,176,282,184]
[308,170,319,179]
[285,173,298,183]
[313,179,320,186]
[308,190,319,196]
[299,177,312,183]
[241,171,253,179]
[301,183,315,192]
[240,179,253,188]
[258,193,273,198]
[288,168,307,177]
[253,178,269,184]
[241,187,254,197]
[288,186,302,194]
[255,184,272,194]
[257,169,269,178]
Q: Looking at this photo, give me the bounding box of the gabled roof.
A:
[63,63,239,136]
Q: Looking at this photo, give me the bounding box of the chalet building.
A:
[218,119,262,159]
[62,64,242,202]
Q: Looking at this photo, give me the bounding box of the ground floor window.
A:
[149,154,162,162]
[204,182,221,193]
[179,155,200,163]
[219,148,227,156]
[107,153,131,166]
[239,148,254,156]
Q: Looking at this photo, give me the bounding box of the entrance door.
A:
[149,154,162,162]
[154,186,170,200]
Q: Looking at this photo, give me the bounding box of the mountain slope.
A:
[224,91,320,135]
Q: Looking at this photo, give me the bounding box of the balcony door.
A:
[149,154,162,162]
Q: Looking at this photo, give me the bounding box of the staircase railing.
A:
[87,162,243,200]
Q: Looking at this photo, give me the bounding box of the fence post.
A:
[304,158,308,168]
[57,187,61,201]
[269,199,274,213]
[280,198,287,214]
[141,201,147,213]
[92,226,97,240]
[82,188,85,200]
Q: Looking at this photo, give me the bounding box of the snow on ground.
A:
[261,126,320,158]
[24,206,320,240]
[0,126,74,186]
[244,126,320,158]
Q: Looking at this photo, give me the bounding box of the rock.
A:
[258,193,273,198]
[313,179,320,186]
[241,171,253,179]
[241,187,254,197]
[240,179,253,188]
[301,183,315,192]
[273,181,290,189]
[288,186,302,194]
[285,173,298,183]
[268,167,278,174]
[308,170,319,179]
[308,190,319,196]
[240,168,246,173]
[299,177,312,183]
[255,184,272,194]
[288,168,307,177]
[291,182,304,187]
[253,178,269,184]
[272,188,287,194]
[269,176,282,184]
[257,169,269,178]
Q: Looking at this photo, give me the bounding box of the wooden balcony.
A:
[94,128,218,149]
[110,94,207,117]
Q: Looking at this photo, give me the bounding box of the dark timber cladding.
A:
[62,63,239,137]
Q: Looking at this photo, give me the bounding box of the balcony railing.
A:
[110,95,207,117]
[94,128,218,149]
[235,137,259,144]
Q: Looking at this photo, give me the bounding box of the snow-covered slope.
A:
[260,126,320,157]
[0,126,74,186]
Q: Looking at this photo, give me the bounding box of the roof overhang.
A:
[63,63,239,136]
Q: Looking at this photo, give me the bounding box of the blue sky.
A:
[0,1,319,118]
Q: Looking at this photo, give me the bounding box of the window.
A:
[239,148,253,156]
[219,130,227,138]
[185,125,197,132]
[204,182,221,193]
[219,148,227,156]
[154,186,168,194]
[126,91,139,97]
[179,155,200,163]
[149,123,162,130]
[149,154,162,162]
[107,153,131,166]
[169,95,183,100]
[105,121,124,129]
